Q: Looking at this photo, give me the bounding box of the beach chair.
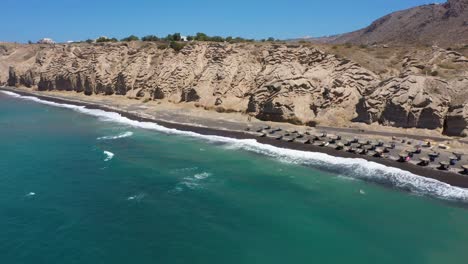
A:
[398,153,408,162]
[318,141,329,147]
[418,157,430,166]
[449,156,458,166]
[335,143,344,150]
[295,137,310,144]
[374,149,384,158]
[358,148,368,155]
[412,147,422,154]
[438,161,450,171]
[428,152,440,162]
[453,152,464,161]
[461,165,468,175]
[348,147,357,153]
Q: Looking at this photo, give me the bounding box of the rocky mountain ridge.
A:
[306,0,468,47]
[1,41,468,136]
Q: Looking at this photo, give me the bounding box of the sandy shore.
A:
[2,86,468,188]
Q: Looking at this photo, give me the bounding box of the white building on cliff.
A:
[37,38,55,44]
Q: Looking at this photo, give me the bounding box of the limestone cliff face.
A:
[1,42,468,136]
[354,50,468,136]
[2,42,378,126]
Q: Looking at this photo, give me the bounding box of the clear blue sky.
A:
[2,0,439,43]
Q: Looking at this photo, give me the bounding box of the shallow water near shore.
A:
[2,91,468,263]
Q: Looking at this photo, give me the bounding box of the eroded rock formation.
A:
[1,42,467,136]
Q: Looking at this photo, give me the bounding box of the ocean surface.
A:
[2,90,468,264]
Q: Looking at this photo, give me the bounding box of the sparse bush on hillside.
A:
[165,33,181,42]
[210,36,225,42]
[193,32,209,41]
[169,41,186,52]
[141,35,160,41]
[344,43,353,48]
[121,35,139,42]
[85,32,269,44]
[96,37,118,43]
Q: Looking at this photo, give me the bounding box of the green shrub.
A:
[121,35,139,42]
[165,33,181,41]
[169,41,186,52]
[142,35,160,41]
[96,37,118,43]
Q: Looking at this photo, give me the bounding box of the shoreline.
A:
[2,86,468,189]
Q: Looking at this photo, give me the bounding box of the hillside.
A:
[307,0,468,47]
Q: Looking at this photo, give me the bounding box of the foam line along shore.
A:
[2,87,468,202]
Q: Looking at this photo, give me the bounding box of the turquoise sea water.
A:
[2,91,468,264]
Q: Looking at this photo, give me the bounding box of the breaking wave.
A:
[103,151,114,161]
[97,131,133,140]
[3,90,468,202]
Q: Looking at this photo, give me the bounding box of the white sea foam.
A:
[4,90,468,202]
[1,90,21,97]
[194,172,212,180]
[127,193,146,201]
[103,151,114,161]
[26,192,36,197]
[97,131,133,140]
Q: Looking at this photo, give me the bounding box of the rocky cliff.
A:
[1,41,468,136]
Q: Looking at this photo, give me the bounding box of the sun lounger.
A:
[428,152,440,162]
[295,138,310,144]
[398,153,408,162]
[418,157,430,166]
[453,152,464,161]
[438,161,450,171]
[449,156,458,166]
[461,165,468,175]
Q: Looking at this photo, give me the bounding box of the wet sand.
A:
[2,86,468,188]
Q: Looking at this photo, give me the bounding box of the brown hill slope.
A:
[315,0,468,47]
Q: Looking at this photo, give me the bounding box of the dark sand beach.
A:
[2,86,468,188]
